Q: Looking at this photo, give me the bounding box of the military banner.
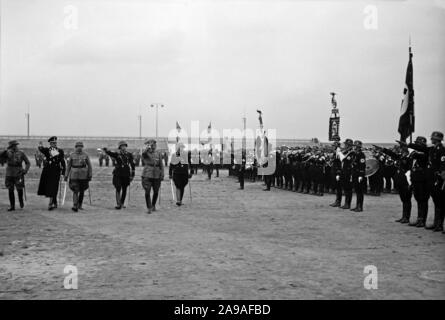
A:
[329,117,340,141]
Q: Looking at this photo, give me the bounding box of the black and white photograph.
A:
[0,0,444,305]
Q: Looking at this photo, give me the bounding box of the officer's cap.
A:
[48,136,57,143]
[344,138,353,145]
[75,141,84,148]
[8,140,19,148]
[332,135,340,142]
[431,131,444,141]
[118,140,128,148]
[415,136,427,146]
[353,140,363,147]
[144,139,157,145]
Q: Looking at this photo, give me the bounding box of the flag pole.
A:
[409,36,413,144]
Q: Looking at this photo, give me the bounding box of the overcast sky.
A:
[1,0,444,142]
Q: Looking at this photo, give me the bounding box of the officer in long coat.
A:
[37,136,66,210]
[1,140,31,211]
[65,141,92,212]
[169,143,192,205]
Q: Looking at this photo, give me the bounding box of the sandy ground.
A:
[0,160,444,300]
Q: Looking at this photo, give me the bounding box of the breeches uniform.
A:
[5,176,25,190]
[142,177,161,208]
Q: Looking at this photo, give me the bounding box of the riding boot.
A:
[145,192,152,212]
[78,192,84,210]
[416,202,428,228]
[351,197,359,212]
[8,188,15,211]
[435,213,444,232]
[18,189,24,208]
[397,201,410,223]
[72,192,79,212]
[358,194,364,212]
[340,194,351,209]
[48,198,54,210]
[115,191,122,209]
[176,188,182,206]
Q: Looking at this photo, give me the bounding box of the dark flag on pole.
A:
[398,45,415,142]
[256,110,263,128]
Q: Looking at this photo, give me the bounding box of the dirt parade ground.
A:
[0,160,444,300]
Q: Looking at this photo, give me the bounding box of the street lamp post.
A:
[150,103,164,138]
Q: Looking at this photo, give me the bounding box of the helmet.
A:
[431,131,444,141]
[414,136,427,146]
[118,140,128,148]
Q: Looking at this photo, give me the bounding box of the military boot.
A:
[71,192,79,212]
[18,189,24,209]
[8,189,15,211]
[115,191,122,209]
[330,199,341,207]
[78,192,84,210]
[340,195,351,209]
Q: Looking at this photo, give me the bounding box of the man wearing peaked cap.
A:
[1,140,31,211]
[407,131,445,232]
[37,137,66,210]
[65,141,92,212]
[141,139,164,213]
[103,140,135,210]
[336,138,354,209]
[403,136,430,228]
[351,140,366,212]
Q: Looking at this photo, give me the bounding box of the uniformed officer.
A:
[65,141,92,212]
[351,140,366,212]
[428,131,445,232]
[169,143,192,205]
[35,150,44,168]
[330,138,343,207]
[407,132,445,231]
[1,140,31,211]
[377,144,412,223]
[405,136,430,228]
[338,139,354,209]
[141,139,164,213]
[103,141,135,210]
[238,150,246,190]
[37,136,66,210]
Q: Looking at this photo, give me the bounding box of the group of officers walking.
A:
[1,137,192,214]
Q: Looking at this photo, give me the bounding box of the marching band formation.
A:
[1,131,444,234]
[231,131,444,233]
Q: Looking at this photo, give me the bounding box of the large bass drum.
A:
[363,150,380,177]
